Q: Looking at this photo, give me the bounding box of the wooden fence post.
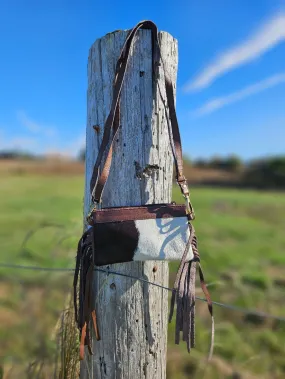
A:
[82,27,178,379]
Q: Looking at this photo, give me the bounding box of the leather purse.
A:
[74,20,213,361]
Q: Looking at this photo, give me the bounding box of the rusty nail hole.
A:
[153,265,158,273]
[110,283,116,290]
[140,71,145,77]
[93,125,100,133]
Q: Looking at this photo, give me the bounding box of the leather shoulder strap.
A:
[89,20,193,217]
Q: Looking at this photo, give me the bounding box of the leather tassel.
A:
[175,261,188,344]
[170,224,214,358]
[79,322,87,361]
[73,228,100,361]
[91,310,101,341]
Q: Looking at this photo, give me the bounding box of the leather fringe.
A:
[74,224,214,360]
[73,228,100,361]
[169,224,214,359]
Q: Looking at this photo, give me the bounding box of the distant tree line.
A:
[78,150,285,189]
[242,157,285,189]
[190,155,285,189]
[0,150,36,160]
[78,148,86,162]
[194,154,243,173]
[1,148,285,189]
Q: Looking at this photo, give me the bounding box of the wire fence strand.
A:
[1,262,285,323]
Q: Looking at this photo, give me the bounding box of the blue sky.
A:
[0,0,284,160]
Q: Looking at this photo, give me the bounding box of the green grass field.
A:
[1,173,285,378]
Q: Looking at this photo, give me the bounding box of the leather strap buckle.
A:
[177,176,189,196]
[86,204,97,226]
[177,177,195,219]
[185,195,195,221]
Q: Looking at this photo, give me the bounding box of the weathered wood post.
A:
[83,27,178,378]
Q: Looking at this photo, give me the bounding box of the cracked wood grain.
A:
[82,28,178,379]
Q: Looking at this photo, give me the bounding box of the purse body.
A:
[90,204,193,266]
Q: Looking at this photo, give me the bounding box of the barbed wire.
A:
[1,262,285,323]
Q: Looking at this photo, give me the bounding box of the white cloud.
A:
[0,113,85,157]
[44,133,86,158]
[193,72,285,116]
[0,134,38,151]
[185,12,285,92]
[8,137,38,149]
[17,110,57,137]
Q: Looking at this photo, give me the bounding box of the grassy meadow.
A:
[0,160,285,378]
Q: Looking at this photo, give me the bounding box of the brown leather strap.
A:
[90,21,151,202]
[89,20,191,207]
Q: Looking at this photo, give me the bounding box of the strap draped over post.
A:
[89,21,194,219]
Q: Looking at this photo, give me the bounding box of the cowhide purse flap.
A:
[74,20,214,362]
